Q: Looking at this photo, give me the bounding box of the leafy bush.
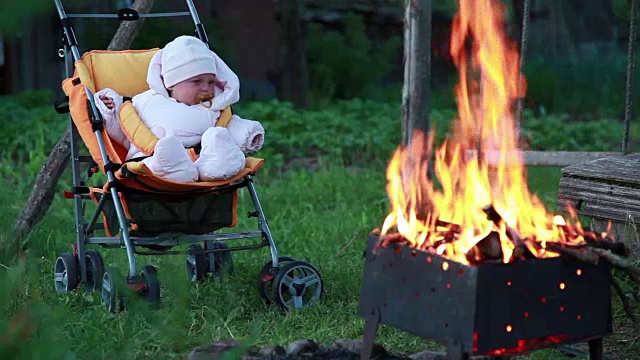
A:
[523,53,637,119]
[0,94,68,183]
[306,13,402,101]
[238,99,457,169]
[0,90,630,184]
[521,110,625,152]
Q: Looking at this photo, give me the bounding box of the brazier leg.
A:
[446,339,470,360]
[588,338,604,360]
[360,307,380,360]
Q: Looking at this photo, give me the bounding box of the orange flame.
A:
[380,0,598,264]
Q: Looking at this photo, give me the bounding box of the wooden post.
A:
[276,0,309,108]
[401,0,432,146]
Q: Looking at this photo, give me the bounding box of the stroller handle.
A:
[53,0,208,49]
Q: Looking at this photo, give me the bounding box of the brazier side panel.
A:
[359,235,478,352]
[474,256,612,354]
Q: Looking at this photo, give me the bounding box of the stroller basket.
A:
[90,185,238,238]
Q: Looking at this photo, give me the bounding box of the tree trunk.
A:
[401,0,432,146]
[107,0,155,51]
[10,0,155,250]
[276,0,309,108]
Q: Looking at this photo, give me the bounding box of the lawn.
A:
[4,159,633,360]
[0,94,637,359]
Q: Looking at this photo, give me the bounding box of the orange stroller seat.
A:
[62,48,264,193]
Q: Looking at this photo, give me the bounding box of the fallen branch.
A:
[335,233,358,258]
[610,274,638,323]
[543,243,601,264]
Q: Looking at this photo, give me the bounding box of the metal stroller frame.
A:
[52,0,323,312]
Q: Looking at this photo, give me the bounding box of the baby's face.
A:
[169,73,216,106]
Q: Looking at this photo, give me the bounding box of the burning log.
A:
[465,232,502,265]
[482,204,535,261]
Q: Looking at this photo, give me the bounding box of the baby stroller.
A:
[51,0,323,312]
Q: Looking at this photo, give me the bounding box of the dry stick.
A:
[543,243,601,264]
[10,0,156,251]
[335,233,358,257]
[545,243,640,286]
[592,248,640,283]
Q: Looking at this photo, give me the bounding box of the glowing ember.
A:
[379,0,610,264]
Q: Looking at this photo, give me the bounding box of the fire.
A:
[380,0,604,264]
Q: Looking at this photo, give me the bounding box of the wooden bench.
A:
[557,153,640,256]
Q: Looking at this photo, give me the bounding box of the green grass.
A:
[5,161,633,360]
[0,93,637,359]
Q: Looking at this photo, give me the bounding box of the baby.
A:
[94,35,265,183]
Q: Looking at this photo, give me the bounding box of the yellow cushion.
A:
[119,101,158,156]
[74,49,160,95]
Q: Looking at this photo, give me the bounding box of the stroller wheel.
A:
[83,250,105,293]
[186,244,207,282]
[257,256,295,305]
[54,253,80,293]
[207,242,234,277]
[102,267,126,314]
[139,265,161,307]
[271,261,323,310]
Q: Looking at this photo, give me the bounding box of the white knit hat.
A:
[159,36,217,88]
[147,35,241,109]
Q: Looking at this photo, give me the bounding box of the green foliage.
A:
[0,0,53,34]
[523,52,638,119]
[521,110,625,152]
[612,0,634,21]
[0,91,631,186]
[306,13,402,101]
[0,91,68,187]
[236,99,461,171]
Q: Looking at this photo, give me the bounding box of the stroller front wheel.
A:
[139,265,161,308]
[257,256,296,305]
[101,267,126,314]
[271,260,323,311]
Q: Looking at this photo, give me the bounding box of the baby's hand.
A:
[99,95,114,110]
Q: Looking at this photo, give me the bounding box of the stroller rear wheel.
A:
[54,253,80,293]
[271,261,323,311]
[207,241,234,278]
[83,250,105,293]
[186,244,207,282]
